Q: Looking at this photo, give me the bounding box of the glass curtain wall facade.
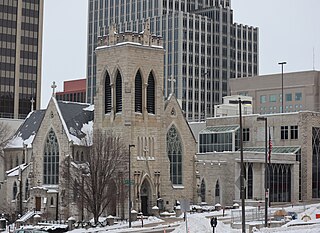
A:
[0,0,43,119]
[87,0,258,121]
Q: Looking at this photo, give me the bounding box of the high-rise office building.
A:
[87,0,258,121]
[0,0,43,119]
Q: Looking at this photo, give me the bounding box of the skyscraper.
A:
[87,0,258,121]
[0,0,43,119]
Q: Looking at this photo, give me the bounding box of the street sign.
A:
[124,179,134,185]
[180,199,190,212]
[235,176,246,190]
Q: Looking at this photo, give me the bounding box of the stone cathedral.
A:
[94,23,197,216]
[0,23,197,221]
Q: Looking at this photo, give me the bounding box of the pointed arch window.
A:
[147,72,155,114]
[135,70,143,113]
[105,72,112,114]
[13,181,17,200]
[215,180,220,197]
[167,125,183,185]
[115,71,122,113]
[25,179,29,200]
[50,197,54,206]
[200,179,206,202]
[43,129,59,185]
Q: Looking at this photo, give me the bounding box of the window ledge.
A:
[172,185,184,189]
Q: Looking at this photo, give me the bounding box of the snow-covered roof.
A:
[5,110,45,149]
[5,98,94,149]
[55,99,94,146]
[6,163,29,177]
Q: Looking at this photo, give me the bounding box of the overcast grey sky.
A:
[41,0,320,108]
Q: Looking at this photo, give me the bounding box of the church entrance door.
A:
[141,196,148,215]
[140,179,152,216]
[35,197,41,211]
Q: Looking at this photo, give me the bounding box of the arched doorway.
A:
[140,179,152,215]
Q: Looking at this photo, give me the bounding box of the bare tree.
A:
[62,130,128,224]
[0,121,11,152]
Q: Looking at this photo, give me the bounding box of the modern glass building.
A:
[87,0,258,121]
[0,0,43,119]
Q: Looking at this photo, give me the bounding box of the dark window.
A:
[105,72,111,113]
[268,164,291,202]
[200,179,206,202]
[281,126,289,140]
[13,181,17,200]
[147,72,155,114]
[215,180,220,197]
[290,125,298,140]
[115,71,122,113]
[243,128,250,142]
[135,70,143,113]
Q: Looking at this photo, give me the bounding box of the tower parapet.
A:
[97,20,162,48]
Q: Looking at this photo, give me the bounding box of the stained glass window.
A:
[167,125,183,185]
[43,129,59,185]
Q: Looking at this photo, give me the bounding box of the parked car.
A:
[14,227,47,233]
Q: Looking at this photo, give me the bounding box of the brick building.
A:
[56,79,86,103]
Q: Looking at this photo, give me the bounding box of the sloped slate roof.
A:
[6,99,94,149]
[57,101,94,142]
[5,110,45,148]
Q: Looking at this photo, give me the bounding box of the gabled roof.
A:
[54,99,94,145]
[6,98,94,149]
[5,110,45,148]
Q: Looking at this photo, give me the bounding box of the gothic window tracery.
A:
[167,125,183,185]
[43,129,59,185]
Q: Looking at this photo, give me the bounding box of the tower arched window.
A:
[105,72,111,114]
[43,129,59,185]
[115,71,122,113]
[147,72,155,114]
[200,179,206,202]
[135,70,143,113]
[13,181,17,200]
[167,125,183,185]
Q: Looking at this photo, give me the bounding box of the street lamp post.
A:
[128,144,135,228]
[278,62,287,113]
[257,116,268,227]
[229,98,251,233]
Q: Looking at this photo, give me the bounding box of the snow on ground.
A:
[11,203,320,233]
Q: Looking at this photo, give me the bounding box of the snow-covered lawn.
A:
[11,203,320,233]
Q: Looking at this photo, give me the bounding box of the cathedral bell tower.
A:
[94,21,166,216]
